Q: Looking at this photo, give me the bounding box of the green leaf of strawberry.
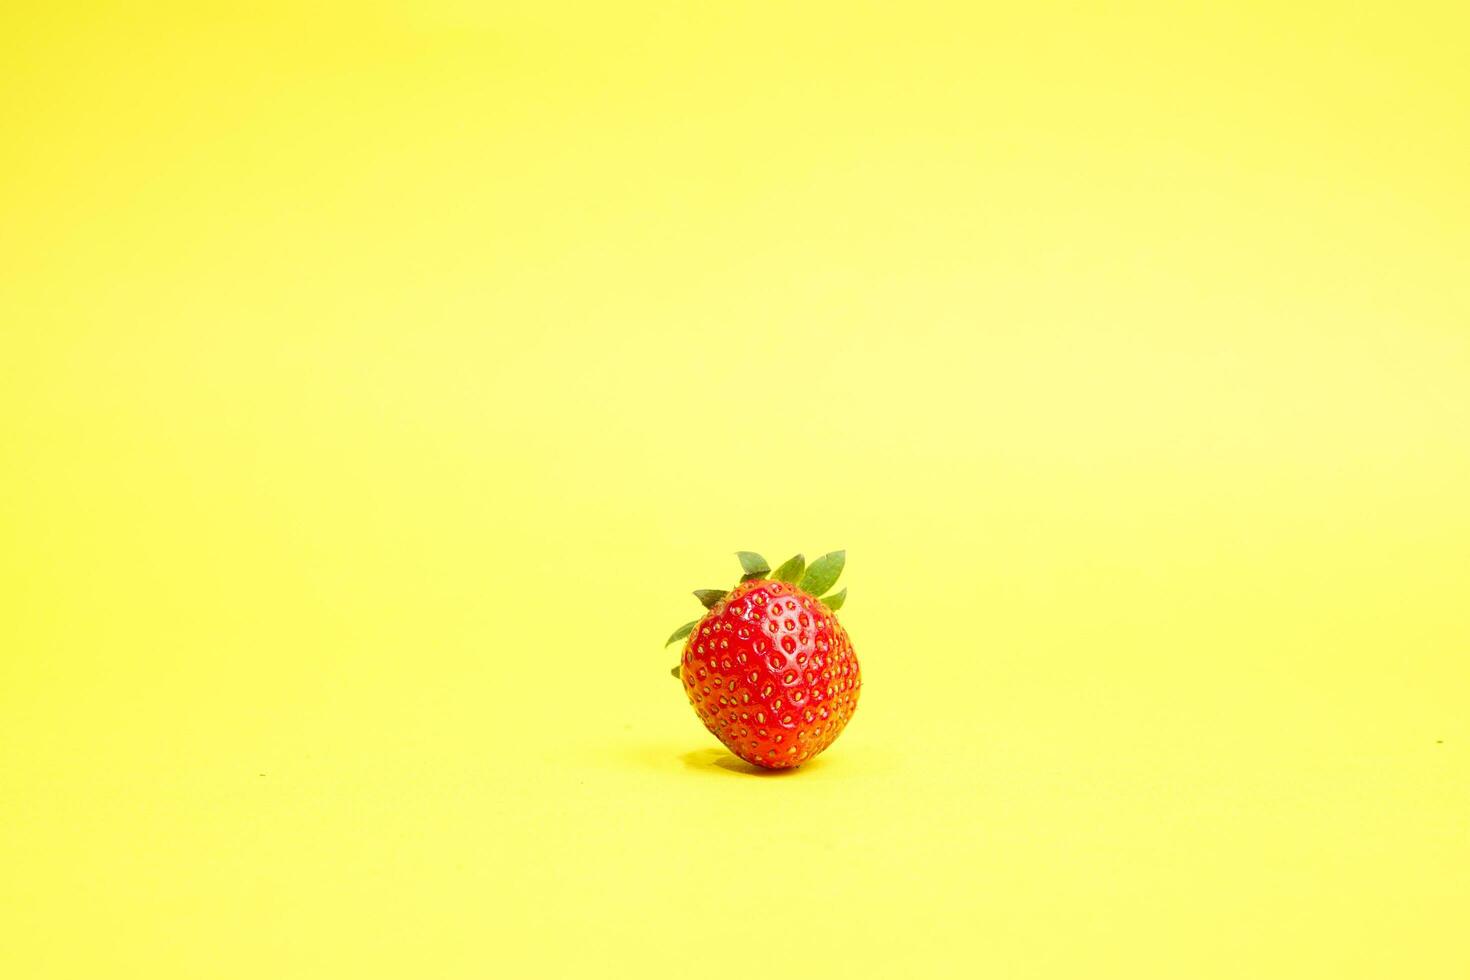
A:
[692,589,727,609]
[773,554,805,584]
[666,619,700,646]
[799,550,846,597]
[823,587,847,611]
[736,551,770,581]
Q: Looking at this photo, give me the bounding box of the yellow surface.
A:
[3,2,1468,977]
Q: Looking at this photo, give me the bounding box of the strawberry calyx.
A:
[736,551,770,581]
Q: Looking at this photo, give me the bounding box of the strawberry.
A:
[667,551,860,769]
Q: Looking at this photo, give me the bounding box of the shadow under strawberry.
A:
[679,746,822,777]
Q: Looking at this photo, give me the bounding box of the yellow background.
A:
[3,2,1468,977]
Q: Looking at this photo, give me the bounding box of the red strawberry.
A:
[667,551,860,769]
